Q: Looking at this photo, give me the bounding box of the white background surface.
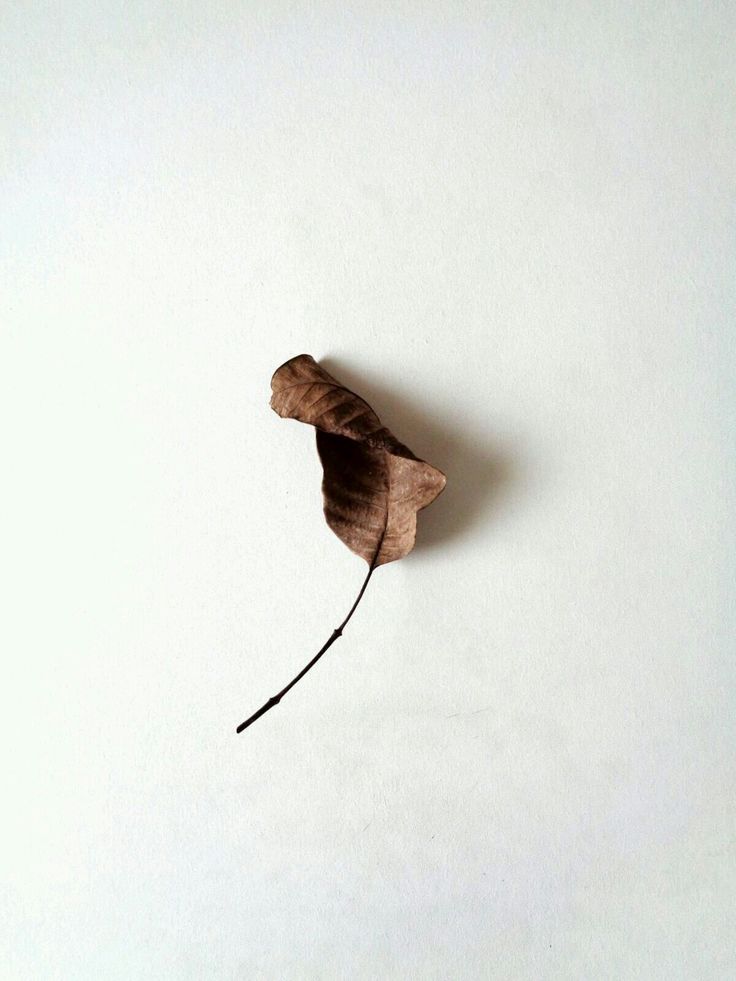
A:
[2,3,735,979]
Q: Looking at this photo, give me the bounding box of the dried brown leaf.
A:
[270,354,446,566]
[235,354,447,734]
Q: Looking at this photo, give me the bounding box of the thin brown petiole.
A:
[236,558,378,734]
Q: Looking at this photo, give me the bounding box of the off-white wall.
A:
[2,3,734,978]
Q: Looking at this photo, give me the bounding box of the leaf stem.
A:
[236,559,378,734]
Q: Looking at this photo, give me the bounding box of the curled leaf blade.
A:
[271,354,446,566]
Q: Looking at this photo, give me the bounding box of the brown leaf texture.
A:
[270,354,446,566]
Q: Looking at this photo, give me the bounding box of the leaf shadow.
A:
[319,356,516,556]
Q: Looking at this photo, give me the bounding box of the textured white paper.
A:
[2,3,734,978]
